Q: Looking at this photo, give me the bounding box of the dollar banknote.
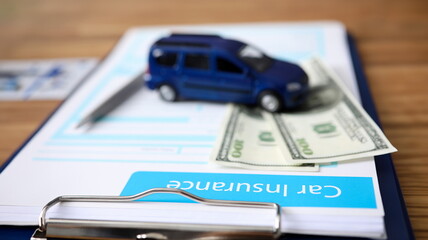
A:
[211,58,396,170]
[263,58,397,164]
[211,104,319,171]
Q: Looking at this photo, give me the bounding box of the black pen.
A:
[76,73,144,128]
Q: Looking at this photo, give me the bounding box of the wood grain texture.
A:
[0,0,427,238]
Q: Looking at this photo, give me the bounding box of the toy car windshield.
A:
[238,45,273,72]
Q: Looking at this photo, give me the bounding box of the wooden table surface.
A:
[0,0,427,238]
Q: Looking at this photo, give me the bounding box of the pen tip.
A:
[75,117,90,129]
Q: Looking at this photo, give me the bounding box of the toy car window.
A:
[184,53,210,70]
[216,57,243,74]
[238,45,273,72]
[153,50,177,67]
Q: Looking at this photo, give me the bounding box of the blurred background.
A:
[0,0,427,238]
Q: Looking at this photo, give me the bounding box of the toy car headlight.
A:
[143,73,152,82]
[287,82,302,92]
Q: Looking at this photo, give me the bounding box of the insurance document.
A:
[0,22,386,239]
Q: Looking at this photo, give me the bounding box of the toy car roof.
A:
[153,33,245,53]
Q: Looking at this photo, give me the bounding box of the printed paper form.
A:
[0,22,384,229]
[0,58,97,100]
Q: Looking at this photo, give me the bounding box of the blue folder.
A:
[0,34,414,240]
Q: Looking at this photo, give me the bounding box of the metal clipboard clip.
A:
[31,188,282,240]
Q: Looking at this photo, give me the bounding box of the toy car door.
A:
[214,56,253,103]
[180,52,218,100]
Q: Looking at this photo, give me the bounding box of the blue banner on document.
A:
[121,171,377,208]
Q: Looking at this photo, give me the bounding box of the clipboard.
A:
[0,34,414,240]
[30,188,281,240]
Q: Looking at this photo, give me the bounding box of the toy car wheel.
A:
[159,84,177,102]
[258,91,282,112]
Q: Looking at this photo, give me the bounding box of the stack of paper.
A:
[0,22,387,239]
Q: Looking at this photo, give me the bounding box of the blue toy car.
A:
[144,33,309,112]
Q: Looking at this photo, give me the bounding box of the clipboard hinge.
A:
[31,188,282,240]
